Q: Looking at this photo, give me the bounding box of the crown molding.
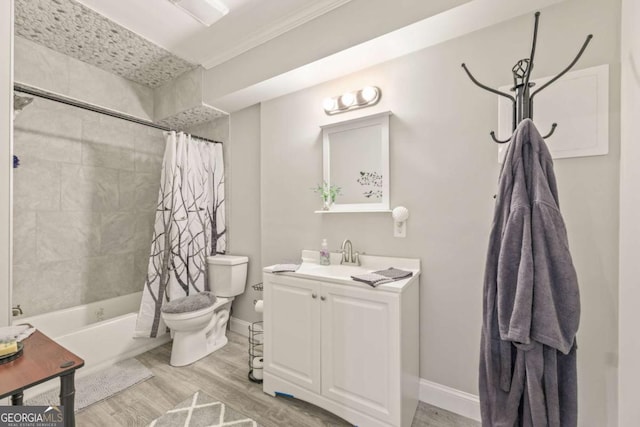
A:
[202,0,352,69]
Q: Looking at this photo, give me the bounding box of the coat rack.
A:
[461,12,593,143]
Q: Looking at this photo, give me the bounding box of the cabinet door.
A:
[320,282,400,424]
[264,275,321,393]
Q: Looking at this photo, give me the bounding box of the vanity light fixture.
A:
[323,86,381,115]
[169,0,229,26]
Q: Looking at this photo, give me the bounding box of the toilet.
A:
[161,254,248,367]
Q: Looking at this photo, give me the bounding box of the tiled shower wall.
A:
[12,38,164,317]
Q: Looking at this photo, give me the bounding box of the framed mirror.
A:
[320,111,391,212]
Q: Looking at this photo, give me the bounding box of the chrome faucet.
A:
[12,305,22,317]
[340,239,360,266]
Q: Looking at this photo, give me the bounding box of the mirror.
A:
[321,111,391,212]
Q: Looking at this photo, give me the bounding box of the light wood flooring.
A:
[76,331,480,427]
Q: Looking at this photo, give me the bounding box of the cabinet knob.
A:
[320,296,326,301]
[312,293,317,299]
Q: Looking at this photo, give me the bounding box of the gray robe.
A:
[479,119,580,427]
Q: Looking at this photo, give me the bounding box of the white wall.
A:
[0,0,13,327]
[250,0,621,424]
[618,0,640,425]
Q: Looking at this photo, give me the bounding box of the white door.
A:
[264,274,321,393]
[320,282,400,425]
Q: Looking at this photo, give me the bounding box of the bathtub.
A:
[16,292,170,397]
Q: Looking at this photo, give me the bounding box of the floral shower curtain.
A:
[135,131,226,338]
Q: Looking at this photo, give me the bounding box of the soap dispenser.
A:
[320,239,330,265]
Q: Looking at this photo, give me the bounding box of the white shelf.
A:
[314,210,392,214]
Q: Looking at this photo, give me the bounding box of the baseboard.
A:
[229,316,251,337]
[419,378,481,422]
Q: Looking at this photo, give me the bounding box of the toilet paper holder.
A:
[248,321,264,383]
[248,282,264,383]
[252,282,264,308]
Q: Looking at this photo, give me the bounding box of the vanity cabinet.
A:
[263,271,419,427]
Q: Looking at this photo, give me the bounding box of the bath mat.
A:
[148,391,260,427]
[26,358,153,411]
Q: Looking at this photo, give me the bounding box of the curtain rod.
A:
[13,82,223,145]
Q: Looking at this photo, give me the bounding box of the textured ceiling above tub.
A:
[14,0,196,88]
[157,105,228,130]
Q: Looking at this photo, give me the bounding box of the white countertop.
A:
[264,250,420,293]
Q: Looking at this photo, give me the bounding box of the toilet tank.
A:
[207,255,249,297]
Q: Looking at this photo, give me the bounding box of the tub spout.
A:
[12,305,23,317]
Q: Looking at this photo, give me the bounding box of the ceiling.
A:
[74,0,352,69]
[14,0,196,87]
[14,0,353,88]
[206,0,566,113]
[14,0,564,115]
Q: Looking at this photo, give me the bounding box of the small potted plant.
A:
[313,181,342,210]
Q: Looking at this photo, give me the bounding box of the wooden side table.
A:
[0,329,84,427]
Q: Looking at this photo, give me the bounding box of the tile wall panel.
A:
[13,96,164,315]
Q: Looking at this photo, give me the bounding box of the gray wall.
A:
[229,0,620,424]
[228,105,262,323]
[12,37,164,316]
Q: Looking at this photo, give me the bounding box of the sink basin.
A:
[297,263,370,279]
[264,250,421,291]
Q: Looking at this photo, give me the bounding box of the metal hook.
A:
[462,63,517,135]
[461,63,515,102]
[542,123,558,139]
[522,12,540,91]
[462,11,592,144]
[490,131,511,144]
[530,34,593,101]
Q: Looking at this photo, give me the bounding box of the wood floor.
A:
[76,331,480,427]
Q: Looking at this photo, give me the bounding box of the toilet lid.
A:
[161,292,217,314]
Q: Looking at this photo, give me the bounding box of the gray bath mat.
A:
[148,391,260,427]
[27,358,153,411]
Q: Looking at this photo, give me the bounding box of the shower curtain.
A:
[135,131,226,338]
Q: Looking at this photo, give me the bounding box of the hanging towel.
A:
[479,119,580,427]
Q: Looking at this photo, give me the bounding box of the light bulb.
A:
[340,92,356,107]
[323,97,337,112]
[361,86,378,103]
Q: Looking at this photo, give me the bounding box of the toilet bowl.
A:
[162,296,233,366]
[160,255,248,367]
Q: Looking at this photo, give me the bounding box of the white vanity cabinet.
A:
[263,263,419,427]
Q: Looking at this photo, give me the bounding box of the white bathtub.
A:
[16,292,170,396]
